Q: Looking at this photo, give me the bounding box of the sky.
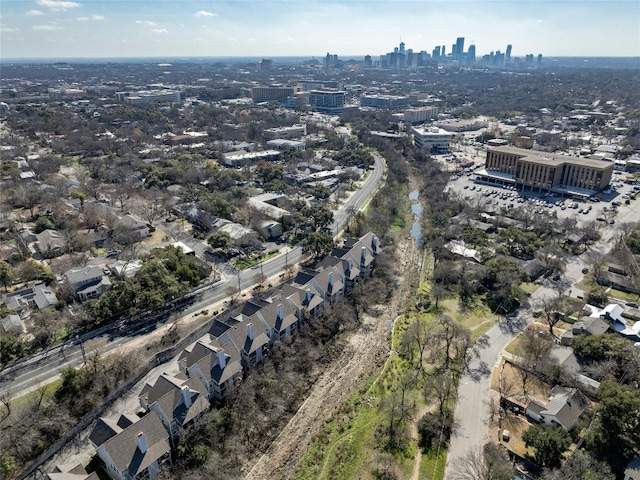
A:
[1,0,639,59]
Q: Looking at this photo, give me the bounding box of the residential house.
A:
[625,456,640,480]
[64,265,111,302]
[526,386,586,430]
[117,214,150,241]
[257,220,283,240]
[560,316,611,346]
[36,229,65,258]
[178,334,243,400]
[3,282,58,312]
[217,222,259,247]
[139,373,209,443]
[209,315,270,368]
[89,413,139,448]
[252,301,299,341]
[337,232,380,275]
[1,314,25,334]
[95,411,171,480]
[305,268,345,303]
[318,256,361,290]
[282,283,324,320]
[596,265,640,294]
[45,464,99,480]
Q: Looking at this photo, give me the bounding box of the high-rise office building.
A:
[455,37,465,60]
[433,46,441,58]
[467,44,476,63]
[399,41,405,55]
[505,45,512,65]
[441,45,446,56]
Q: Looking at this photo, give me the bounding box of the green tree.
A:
[208,230,233,249]
[309,184,331,200]
[0,261,14,291]
[33,216,55,234]
[522,424,571,469]
[588,381,640,475]
[301,232,335,259]
[302,204,334,232]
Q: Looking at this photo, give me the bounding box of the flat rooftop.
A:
[489,146,613,170]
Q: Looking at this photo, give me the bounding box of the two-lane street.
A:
[0,149,386,401]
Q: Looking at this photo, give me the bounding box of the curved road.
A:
[0,151,386,400]
[443,216,632,479]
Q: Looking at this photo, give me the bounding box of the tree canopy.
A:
[522,424,571,469]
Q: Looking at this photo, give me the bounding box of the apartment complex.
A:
[483,146,613,194]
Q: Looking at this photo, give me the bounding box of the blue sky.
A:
[1,0,639,59]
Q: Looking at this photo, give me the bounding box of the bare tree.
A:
[450,443,514,480]
[520,328,554,366]
[535,294,565,337]
[424,371,456,418]
[0,388,12,420]
[399,318,429,374]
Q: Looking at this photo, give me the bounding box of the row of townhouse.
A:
[84,232,379,480]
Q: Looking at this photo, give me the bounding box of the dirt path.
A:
[244,237,419,480]
[409,404,433,480]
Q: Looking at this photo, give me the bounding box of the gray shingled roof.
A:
[100,412,170,477]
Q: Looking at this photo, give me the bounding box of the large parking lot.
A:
[444,161,640,227]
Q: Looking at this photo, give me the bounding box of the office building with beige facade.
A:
[478,146,613,196]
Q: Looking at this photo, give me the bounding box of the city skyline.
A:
[1,0,639,60]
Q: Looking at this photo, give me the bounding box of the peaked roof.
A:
[542,386,586,429]
[152,376,209,428]
[100,412,170,477]
[139,372,188,406]
[89,414,139,448]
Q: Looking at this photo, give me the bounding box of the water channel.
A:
[409,189,423,249]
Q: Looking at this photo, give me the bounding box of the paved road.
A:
[0,151,386,400]
[443,217,633,478]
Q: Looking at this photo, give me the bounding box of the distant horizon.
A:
[2,1,639,59]
[2,55,639,63]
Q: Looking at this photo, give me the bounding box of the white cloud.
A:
[195,10,216,18]
[26,10,45,16]
[136,20,157,26]
[33,24,63,31]
[151,28,167,34]
[77,14,104,21]
[37,0,81,11]
[1,26,21,32]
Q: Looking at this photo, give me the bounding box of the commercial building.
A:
[411,126,453,153]
[360,94,410,109]
[115,90,185,105]
[251,86,295,103]
[479,146,613,195]
[308,90,346,114]
[263,124,307,140]
[403,107,439,123]
[223,150,281,167]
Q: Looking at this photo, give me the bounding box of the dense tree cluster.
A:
[85,245,208,322]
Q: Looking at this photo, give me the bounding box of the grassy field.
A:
[0,377,63,427]
[292,289,497,480]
